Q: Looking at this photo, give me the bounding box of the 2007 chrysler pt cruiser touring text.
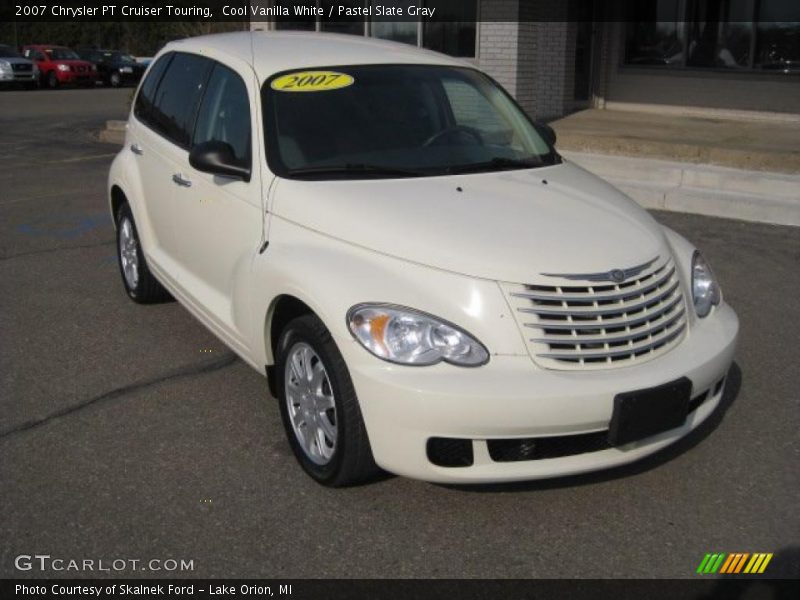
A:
[108,32,738,486]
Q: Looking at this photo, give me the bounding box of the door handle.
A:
[172,173,192,187]
[130,143,143,155]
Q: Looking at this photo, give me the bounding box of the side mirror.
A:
[189,141,250,182]
[536,122,557,147]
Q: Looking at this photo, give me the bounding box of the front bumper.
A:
[57,71,97,84]
[0,71,37,83]
[347,303,738,483]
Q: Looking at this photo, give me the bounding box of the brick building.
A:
[251,0,800,121]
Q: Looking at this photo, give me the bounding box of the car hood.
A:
[271,160,668,283]
[0,57,33,66]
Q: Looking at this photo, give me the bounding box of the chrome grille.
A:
[502,257,687,370]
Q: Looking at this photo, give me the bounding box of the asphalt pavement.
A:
[1,88,798,579]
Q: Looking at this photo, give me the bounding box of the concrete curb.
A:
[99,120,126,145]
[561,151,800,227]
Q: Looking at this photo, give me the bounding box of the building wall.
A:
[477,0,578,121]
[601,22,800,116]
[477,17,520,98]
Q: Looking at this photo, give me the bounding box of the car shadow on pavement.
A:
[439,361,743,494]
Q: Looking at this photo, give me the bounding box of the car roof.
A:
[162,31,469,83]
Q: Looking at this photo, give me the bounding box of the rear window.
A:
[134,53,173,126]
[148,53,212,148]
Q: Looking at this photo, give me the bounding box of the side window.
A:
[192,63,251,168]
[149,53,211,148]
[133,53,173,126]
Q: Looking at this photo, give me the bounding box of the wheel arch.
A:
[110,185,127,227]
[263,294,317,396]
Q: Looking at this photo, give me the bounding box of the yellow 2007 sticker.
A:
[271,71,354,92]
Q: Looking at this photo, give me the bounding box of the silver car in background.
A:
[0,44,38,89]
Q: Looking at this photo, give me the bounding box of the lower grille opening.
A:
[688,391,709,414]
[433,382,724,467]
[427,438,473,468]
[490,385,719,464]
[488,431,612,462]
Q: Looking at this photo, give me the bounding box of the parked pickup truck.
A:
[0,44,38,89]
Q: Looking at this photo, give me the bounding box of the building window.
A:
[268,0,478,59]
[274,0,316,31]
[624,0,685,66]
[370,0,420,46]
[422,0,478,57]
[756,0,800,71]
[624,0,799,73]
[320,0,367,35]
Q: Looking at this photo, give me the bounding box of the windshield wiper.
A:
[286,163,425,178]
[446,156,543,174]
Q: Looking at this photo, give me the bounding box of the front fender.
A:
[249,217,530,368]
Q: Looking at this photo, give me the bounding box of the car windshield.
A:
[47,48,80,60]
[107,52,136,64]
[263,65,557,179]
[0,46,21,58]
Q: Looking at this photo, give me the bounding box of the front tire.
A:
[109,72,121,87]
[115,203,171,304]
[46,71,58,89]
[276,315,379,487]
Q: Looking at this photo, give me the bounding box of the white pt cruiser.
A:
[108,32,739,486]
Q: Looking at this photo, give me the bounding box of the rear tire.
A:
[115,203,171,304]
[276,314,380,487]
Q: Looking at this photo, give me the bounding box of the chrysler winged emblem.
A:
[608,269,626,283]
[542,256,660,283]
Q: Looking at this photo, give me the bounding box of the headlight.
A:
[347,304,489,367]
[0,61,11,73]
[692,251,721,318]
[91,64,97,71]
[32,64,39,74]
[57,64,70,72]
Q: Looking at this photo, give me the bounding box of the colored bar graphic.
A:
[719,554,736,574]
[758,554,773,574]
[744,554,760,574]
[697,554,712,574]
[734,553,749,573]
[702,552,774,575]
[711,553,726,573]
[727,553,741,574]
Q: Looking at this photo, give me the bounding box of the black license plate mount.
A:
[608,377,692,446]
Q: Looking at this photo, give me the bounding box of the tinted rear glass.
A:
[149,53,211,148]
[134,53,173,126]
